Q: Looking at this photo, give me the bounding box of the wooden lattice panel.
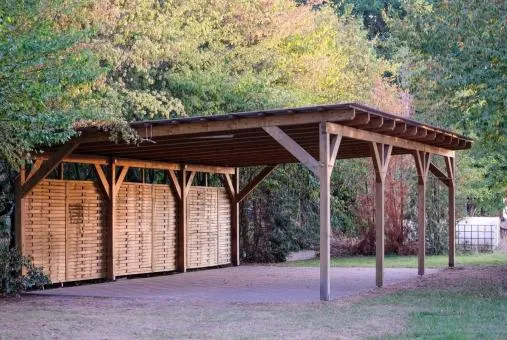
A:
[24,180,67,283]
[24,179,107,283]
[217,189,231,265]
[115,183,177,275]
[65,181,108,281]
[116,183,152,275]
[187,187,231,269]
[152,185,178,272]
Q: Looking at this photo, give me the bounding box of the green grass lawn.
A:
[284,252,507,268]
[367,284,507,339]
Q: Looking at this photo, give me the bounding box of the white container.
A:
[456,217,500,250]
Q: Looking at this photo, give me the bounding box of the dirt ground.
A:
[0,265,505,339]
[24,266,437,303]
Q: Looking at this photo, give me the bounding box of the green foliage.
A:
[0,244,50,296]
[0,0,132,168]
[391,0,507,209]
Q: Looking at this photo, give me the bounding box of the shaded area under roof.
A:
[63,103,472,167]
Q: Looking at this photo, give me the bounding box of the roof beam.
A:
[326,122,455,157]
[236,166,277,203]
[21,142,80,198]
[76,109,356,143]
[263,126,319,177]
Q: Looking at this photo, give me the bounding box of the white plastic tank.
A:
[456,217,500,251]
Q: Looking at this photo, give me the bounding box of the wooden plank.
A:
[76,109,356,143]
[236,166,277,203]
[326,122,455,157]
[319,122,331,301]
[429,163,450,187]
[329,135,342,170]
[417,180,426,276]
[167,170,181,200]
[369,142,391,288]
[39,154,109,165]
[15,168,26,253]
[413,151,431,276]
[115,158,180,171]
[185,164,235,175]
[447,156,456,268]
[107,159,116,280]
[26,159,43,181]
[21,142,80,198]
[263,126,320,177]
[231,170,239,266]
[114,165,129,196]
[94,164,110,198]
[177,169,188,272]
[220,174,235,200]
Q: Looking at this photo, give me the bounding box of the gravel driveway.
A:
[29,265,438,303]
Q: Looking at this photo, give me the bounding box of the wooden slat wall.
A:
[115,183,177,275]
[24,179,230,283]
[187,186,231,269]
[152,185,178,272]
[24,179,107,283]
[217,189,232,265]
[66,181,108,281]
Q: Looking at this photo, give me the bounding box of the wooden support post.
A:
[177,168,189,272]
[15,167,26,252]
[107,159,117,280]
[231,168,240,266]
[446,156,456,267]
[417,182,426,275]
[370,142,392,287]
[413,151,431,276]
[319,122,331,301]
[429,156,456,267]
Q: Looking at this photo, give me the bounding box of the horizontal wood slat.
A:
[187,187,231,269]
[24,179,107,283]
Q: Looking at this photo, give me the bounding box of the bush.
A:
[0,245,50,296]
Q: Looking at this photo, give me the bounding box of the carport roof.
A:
[57,102,472,167]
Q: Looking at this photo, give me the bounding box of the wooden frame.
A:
[16,102,470,302]
[370,142,392,287]
[326,122,454,157]
[413,151,432,276]
[429,156,456,268]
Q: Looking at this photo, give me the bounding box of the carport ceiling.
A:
[61,103,472,167]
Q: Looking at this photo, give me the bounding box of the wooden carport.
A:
[16,103,472,301]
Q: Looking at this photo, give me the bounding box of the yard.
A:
[284,252,507,268]
[0,259,505,339]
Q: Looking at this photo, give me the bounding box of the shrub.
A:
[0,245,50,296]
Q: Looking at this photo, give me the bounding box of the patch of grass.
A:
[284,252,507,268]
[369,287,507,339]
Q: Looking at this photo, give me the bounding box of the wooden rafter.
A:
[326,122,454,157]
[93,164,110,198]
[114,166,130,196]
[236,166,277,203]
[26,159,43,181]
[184,171,195,196]
[263,126,319,177]
[21,142,79,198]
[220,174,236,200]
[329,135,342,169]
[167,169,181,200]
[428,162,452,187]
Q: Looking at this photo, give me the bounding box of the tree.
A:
[391,0,507,210]
[0,0,132,169]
